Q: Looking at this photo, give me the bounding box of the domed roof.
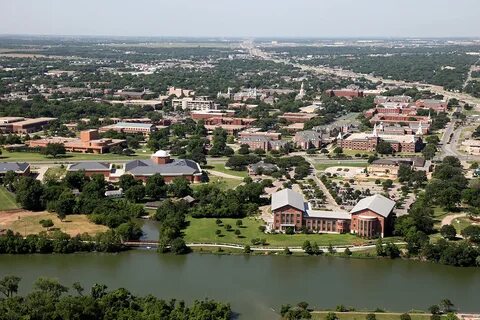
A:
[153,150,169,157]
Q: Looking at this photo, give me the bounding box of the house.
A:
[270,189,395,238]
[293,131,323,150]
[462,139,480,155]
[123,150,203,183]
[248,161,278,175]
[0,162,30,176]
[66,162,113,178]
[415,99,447,112]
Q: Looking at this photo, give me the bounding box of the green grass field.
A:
[0,187,19,210]
[0,150,150,162]
[184,217,368,247]
[314,161,368,172]
[204,163,248,178]
[192,177,243,191]
[311,312,437,320]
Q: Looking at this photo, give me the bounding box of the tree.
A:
[15,176,45,210]
[42,143,66,158]
[440,224,457,240]
[236,220,243,227]
[0,275,21,297]
[243,245,251,254]
[284,247,292,255]
[326,312,339,320]
[428,305,440,315]
[422,144,437,160]
[145,174,166,200]
[440,299,455,313]
[376,141,393,154]
[344,247,352,256]
[461,225,480,243]
[3,170,17,191]
[366,314,376,320]
[215,229,221,237]
[170,237,189,254]
[64,171,89,191]
[125,184,145,203]
[119,174,139,192]
[33,277,69,299]
[234,229,241,237]
[400,314,411,320]
[238,144,250,155]
[169,177,192,197]
[72,282,84,296]
[333,147,343,155]
[56,191,76,220]
[39,219,54,230]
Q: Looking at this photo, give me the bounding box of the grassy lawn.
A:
[0,187,18,210]
[43,166,67,181]
[314,161,368,172]
[432,206,449,226]
[311,312,436,320]
[5,212,108,236]
[204,163,248,178]
[0,150,150,162]
[451,216,476,233]
[184,217,368,247]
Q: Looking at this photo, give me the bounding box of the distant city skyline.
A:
[1,0,480,38]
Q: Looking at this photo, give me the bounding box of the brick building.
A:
[293,130,323,150]
[325,89,364,99]
[28,130,125,154]
[0,117,56,134]
[270,189,395,238]
[99,122,157,136]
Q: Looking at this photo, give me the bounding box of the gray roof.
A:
[125,159,201,177]
[271,189,305,212]
[295,130,322,141]
[68,162,111,171]
[238,136,269,143]
[350,194,395,218]
[306,209,350,220]
[114,122,154,129]
[249,161,277,172]
[0,162,29,173]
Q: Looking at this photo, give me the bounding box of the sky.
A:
[0,0,479,38]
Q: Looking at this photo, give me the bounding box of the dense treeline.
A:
[0,276,232,320]
[394,157,480,267]
[0,230,123,254]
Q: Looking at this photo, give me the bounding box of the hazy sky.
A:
[1,0,479,38]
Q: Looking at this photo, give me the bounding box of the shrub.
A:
[366,313,376,320]
[400,313,411,320]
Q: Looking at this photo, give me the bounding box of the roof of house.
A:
[249,161,278,172]
[350,194,395,218]
[68,162,111,171]
[306,209,350,220]
[0,162,30,173]
[271,189,305,212]
[125,159,201,176]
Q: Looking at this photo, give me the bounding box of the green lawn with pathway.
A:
[184,217,368,247]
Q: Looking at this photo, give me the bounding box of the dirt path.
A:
[207,170,244,180]
[441,213,467,226]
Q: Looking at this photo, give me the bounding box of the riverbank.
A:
[310,311,449,320]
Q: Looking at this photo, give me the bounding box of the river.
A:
[0,251,479,320]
